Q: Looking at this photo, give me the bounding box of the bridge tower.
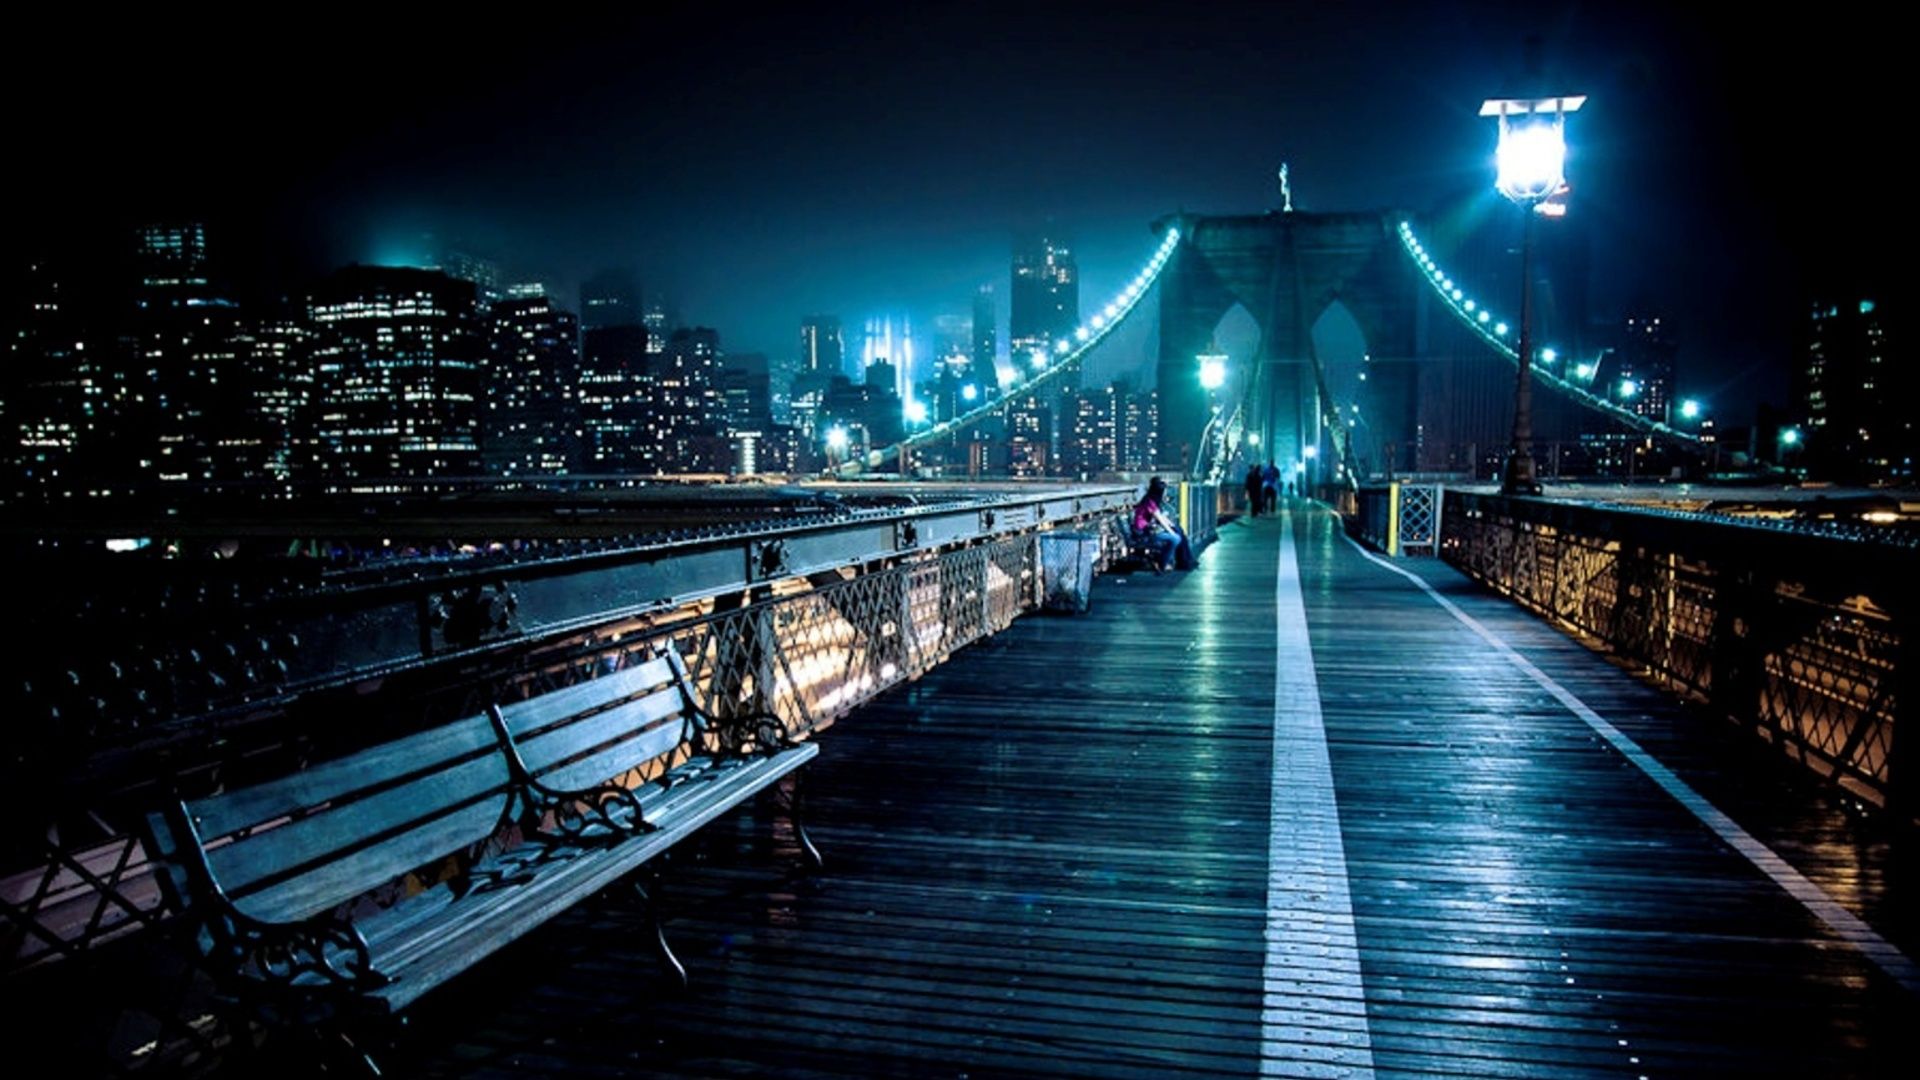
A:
[1157,211,1426,482]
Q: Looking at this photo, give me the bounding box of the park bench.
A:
[143,643,818,1055]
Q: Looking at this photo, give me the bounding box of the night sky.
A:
[12,2,1900,419]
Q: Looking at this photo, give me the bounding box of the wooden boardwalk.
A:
[396,504,1915,1078]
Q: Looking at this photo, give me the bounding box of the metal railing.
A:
[2,484,1135,976]
[4,483,1140,1074]
[1352,483,1444,557]
[1442,492,1908,815]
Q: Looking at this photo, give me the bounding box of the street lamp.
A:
[825,425,850,471]
[1198,352,1228,390]
[1483,83,1584,496]
[1679,399,1702,421]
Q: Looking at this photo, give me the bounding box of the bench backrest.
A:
[492,651,701,791]
[151,713,513,924]
[146,649,706,926]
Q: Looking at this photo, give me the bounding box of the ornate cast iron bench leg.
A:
[788,768,824,870]
[632,869,688,990]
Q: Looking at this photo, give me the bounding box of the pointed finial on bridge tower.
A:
[1278,162,1294,213]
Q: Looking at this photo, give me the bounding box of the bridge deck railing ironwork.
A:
[1,484,1138,983]
[1352,483,1444,557]
[1440,491,1908,816]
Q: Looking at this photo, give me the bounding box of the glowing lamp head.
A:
[1303,445,1318,459]
[1618,378,1638,398]
[904,399,928,424]
[961,383,978,402]
[1198,355,1227,390]
[1248,432,1261,447]
[1541,348,1559,364]
[825,426,850,451]
[1781,427,1801,446]
[1494,116,1568,202]
[996,366,1016,387]
[1574,362,1594,379]
[1680,399,1701,420]
[1030,349,1047,370]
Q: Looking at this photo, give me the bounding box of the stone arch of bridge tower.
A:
[1157,211,1425,481]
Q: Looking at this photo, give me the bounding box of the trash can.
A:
[1039,531,1099,613]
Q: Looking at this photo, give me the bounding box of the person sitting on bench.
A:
[1131,477,1193,572]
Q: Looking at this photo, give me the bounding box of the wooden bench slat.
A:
[231,797,512,925]
[494,655,677,737]
[193,715,502,840]
[524,692,691,793]
[212,752,511,921]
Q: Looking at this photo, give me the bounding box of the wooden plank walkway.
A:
[393,503,1915,1078]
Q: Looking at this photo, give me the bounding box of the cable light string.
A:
[1395,220,1705,449]
[834,227,1182,476]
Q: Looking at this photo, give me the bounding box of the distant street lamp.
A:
[1679,399,1702,421]
[825,425,850,471]
[1484,78,1585,497]
[1198,352,1228,391]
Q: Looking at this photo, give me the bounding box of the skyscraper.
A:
[1121,387,1160,472]
[130,223,242,486]
[800,315,845,376]
[485,294,580,476]
[1009,236,1078,363]
[660,327,728,472]
[1613,314,1676,424]
[1007,393,1050,477]
[3,260,92,502]
[642,300,669,355]
[578,324,653,473]
[308,266,483,482]
[972,285,998,374]
[228,301,311,486]
[580,269,639,331]
[1800,297,1907,480]
[1009,236,1079,472]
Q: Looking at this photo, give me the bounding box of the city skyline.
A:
[11,3,1903,422]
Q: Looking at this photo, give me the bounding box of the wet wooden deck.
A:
[396,504,1915,1078]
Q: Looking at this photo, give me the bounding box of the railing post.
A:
[1387,482,1402,557]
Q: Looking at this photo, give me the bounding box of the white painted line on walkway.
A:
[1263,511,1377,1078]
[1337,522,1920,997]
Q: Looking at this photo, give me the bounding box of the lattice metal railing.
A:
[2,528,1059,1074]
[1443,492,1906,814]
[1351,483,1443,557]
[3,532,1048,968]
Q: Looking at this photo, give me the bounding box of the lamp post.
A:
[1483,86,1584,496]
[824,425,849,472]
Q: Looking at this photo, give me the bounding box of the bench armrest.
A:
[152,800,387,995]
[512,768,656,846]
[198,895,389,996]
[487,704,657,845]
